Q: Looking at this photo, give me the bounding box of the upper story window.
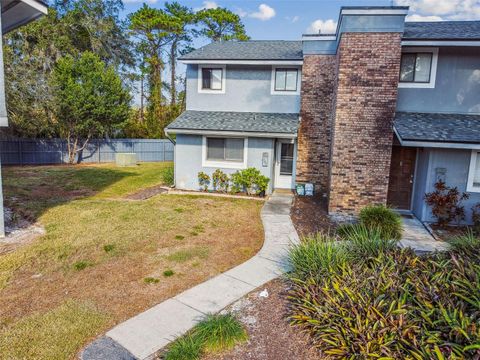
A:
[398,47,438,89]
[271,66,301,95]
[275,68,298,91]
[467,150,480,193]
[400,53,432,83]
[198,65,226,94]
[202,68,223,90]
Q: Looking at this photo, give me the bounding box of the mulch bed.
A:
[291,195,336,237]
[203,279,322,360]
[429,224,472,241]
[124,185,168,200]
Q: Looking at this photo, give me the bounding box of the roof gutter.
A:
[164,128,297,139]
[394,127,480,150]
[402,40,480,46]
[181,60,303,65]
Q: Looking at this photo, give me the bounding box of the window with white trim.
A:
[274,68,298,91]
[467,150,480,192]
[399,52,433,83]
[206,137,244,162]
[201,68,223,90]
[398,47,438,89]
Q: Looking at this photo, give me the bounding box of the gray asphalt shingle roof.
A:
[403,21,480,40]
[394,112,480,144]
[179,40,303,61]
[166,111,300,134]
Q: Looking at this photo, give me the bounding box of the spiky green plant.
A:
[358,204,403,240]
[194,313,247,353]
[164,333,203,360]
[288,233,349,280]
[288,245,480,359]
[448,230,480,257]
[341,223,397,259]
[164,313,247,359]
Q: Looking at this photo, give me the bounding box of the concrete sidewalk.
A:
[399,216,449,254]
[81,191,299,360]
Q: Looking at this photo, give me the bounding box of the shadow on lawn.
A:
[2,165,136,230]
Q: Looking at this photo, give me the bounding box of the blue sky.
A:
[121,0,479,104]
[121,0,480,43]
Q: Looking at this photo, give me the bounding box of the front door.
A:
[275,141,294,189]
[387,146,417,210]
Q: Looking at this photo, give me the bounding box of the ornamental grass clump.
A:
[164,313,247,360]
[340,223,397,259]
[288,239,480,359]
[288,233,349,279]
[358,204,403,240]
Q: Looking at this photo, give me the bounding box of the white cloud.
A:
[307,19,337,34]
[234,7,248,18]
[194,1,218,11]
[286,15,300,23]
[249,4,276,21]
[396,0,480,20]
[406,14,443,21]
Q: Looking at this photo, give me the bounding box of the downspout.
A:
[165,130,176,188]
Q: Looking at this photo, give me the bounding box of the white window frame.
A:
[202,136,248,169]
[398,47,438,89]
[271,66,301,95]
[467,150,480,193]
[198,64,226,94]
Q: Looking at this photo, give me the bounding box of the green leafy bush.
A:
[288,233,349,279]
[288,243,480,359]
[197,172,210,191]
[358,204,403,240]
[212,169,229,192]
[164,313,247,359]
[230,167,269,196]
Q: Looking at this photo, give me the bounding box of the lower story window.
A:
[206,137,244,162]
[467,150,480,192]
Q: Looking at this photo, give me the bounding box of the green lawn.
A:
[0,163,263,359]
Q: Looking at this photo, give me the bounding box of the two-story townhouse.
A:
[0,0,48,236]
[166,40,303,193]
[165,6,480,224]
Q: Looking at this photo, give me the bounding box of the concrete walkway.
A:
[82,191,299,360]
[399,216,449,254]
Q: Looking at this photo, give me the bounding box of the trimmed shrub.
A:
[358,204,403,240]
[230,168,269,196]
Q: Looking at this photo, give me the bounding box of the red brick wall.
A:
[328,32,402,214]
[296,55,337,197]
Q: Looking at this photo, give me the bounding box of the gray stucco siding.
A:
[397,47,480,114]
[413,147,480,224]
[185,64,301,113]
[174,134,275,193]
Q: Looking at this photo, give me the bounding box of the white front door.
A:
[274,140,295,189]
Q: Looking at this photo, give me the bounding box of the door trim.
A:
[274,139,295,189]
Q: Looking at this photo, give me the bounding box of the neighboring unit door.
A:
[387,146,417,210]
[275,141,294,189]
